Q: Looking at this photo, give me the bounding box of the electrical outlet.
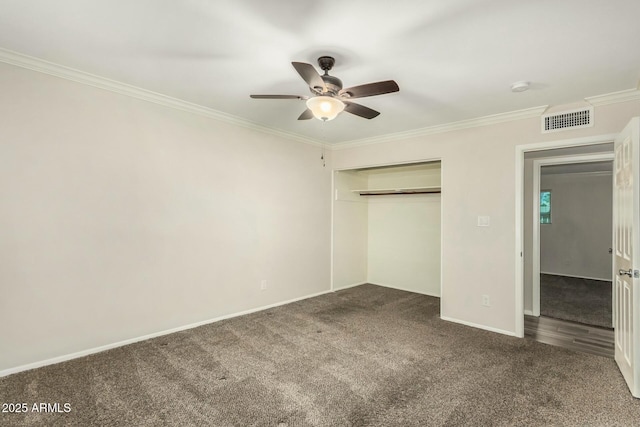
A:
[260,280,267,290]
[482,295,490,307]
[477,216,490,227]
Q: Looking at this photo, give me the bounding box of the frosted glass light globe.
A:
[306,96,345,121]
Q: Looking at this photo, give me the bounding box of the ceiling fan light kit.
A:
[250,56,399,122]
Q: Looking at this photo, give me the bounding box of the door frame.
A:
[515,133,617,337]
[531,153,614,317]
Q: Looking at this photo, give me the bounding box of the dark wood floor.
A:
[525,315,614,358]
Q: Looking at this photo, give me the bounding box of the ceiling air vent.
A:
[541,106,593,133]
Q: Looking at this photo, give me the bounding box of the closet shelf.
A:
[352,186,441,196]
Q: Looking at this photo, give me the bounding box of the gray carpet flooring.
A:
[1,284,639,426]
[540,274,612,328]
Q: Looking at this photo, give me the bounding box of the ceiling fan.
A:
[250,56,399,121]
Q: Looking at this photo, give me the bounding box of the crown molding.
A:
[0,48,327,148]
[2,48,638,151]
[330,105,549,150]
[585,88,640,106]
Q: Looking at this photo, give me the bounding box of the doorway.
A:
[517,141,616,356]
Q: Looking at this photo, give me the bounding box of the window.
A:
[540,190,551,224]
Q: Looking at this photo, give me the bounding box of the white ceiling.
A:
[1,0,639,144]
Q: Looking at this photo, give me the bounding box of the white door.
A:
[614,117,640,398]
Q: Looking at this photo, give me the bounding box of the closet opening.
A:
[331,161,442,298]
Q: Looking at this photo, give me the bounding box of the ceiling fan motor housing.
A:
[315,56,343,95]
[320,74,343,95]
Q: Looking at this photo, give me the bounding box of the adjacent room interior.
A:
[538,161,613,328]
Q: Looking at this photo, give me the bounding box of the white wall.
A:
[332,170,368,289]
[540,172,612,280]
[0,62,332,372]
[367,194,441,295]
[332,100,640,335]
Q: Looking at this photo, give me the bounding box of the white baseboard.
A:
[524,309,535,316]
[0,289,333,378]
[368,282,441,298]
[440,316,518,337]
[332,281,368,291]
[540,271,611,282]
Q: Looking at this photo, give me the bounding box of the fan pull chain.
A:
[321,121,326,167]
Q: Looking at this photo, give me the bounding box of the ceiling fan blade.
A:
[339,80,399,99]
[344,101,380,119]
[292,62,326,92]
[297,109,314,120]
[250,94,307,99]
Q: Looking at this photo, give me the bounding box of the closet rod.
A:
[358,190,441,196]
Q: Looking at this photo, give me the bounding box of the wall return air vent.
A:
[541,106,593,133]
